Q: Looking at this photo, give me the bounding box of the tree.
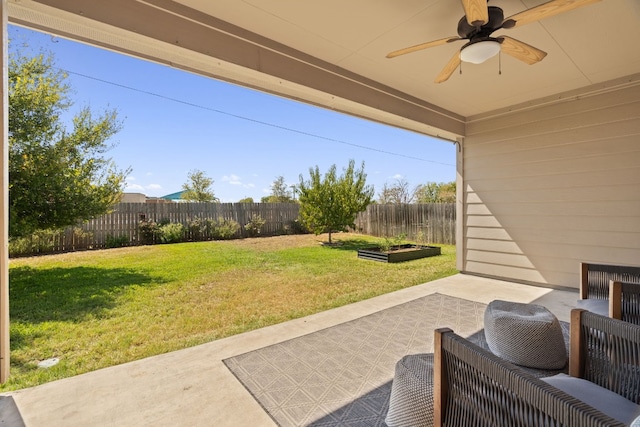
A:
[378,178,414,204]
[238,197,254,203]
[261,176,295,203]
[181,169,218,202]
[413,182,440,203]
[297,160,373,244]
[437,181,457,203]
[9,51,129,238]
[414,181,456,203]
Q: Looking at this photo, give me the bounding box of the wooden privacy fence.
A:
[354,203,456,245]
[14,202,456,256]
[27,202,302,254]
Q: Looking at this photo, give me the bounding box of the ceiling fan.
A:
[386,0,601,83]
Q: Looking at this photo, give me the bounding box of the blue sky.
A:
[9,25,456,203]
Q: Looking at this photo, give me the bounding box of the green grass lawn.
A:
[3,233,457,391]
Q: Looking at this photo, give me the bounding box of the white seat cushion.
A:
[576,298,609,317]
[542,373,640,425]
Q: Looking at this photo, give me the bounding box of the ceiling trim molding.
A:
[466,73,640,124]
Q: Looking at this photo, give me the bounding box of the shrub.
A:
[9,238,30,257]
[72,227,93,241]
[212,218,240,240]
[244,215,266,237]
[9,229,60,257]
[188,217,216,241]
[284,219,309,235]
[159,223,185,244]
[138,219,161,245]
[105,234,129,248]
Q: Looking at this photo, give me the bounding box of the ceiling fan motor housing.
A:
[457,6,505,40]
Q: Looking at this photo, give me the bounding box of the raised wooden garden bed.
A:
[357,244,441,263]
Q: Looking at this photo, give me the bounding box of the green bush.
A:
[105,234,129,248]
[159,223,185,244]
[138,219,161,245]
[9,229,60,257]
[188,217,216,241]
[9,238,30,257]
[212,218,240,240]
[143,218,240,243]
[72,227,93,241]
[244,215,266,237]
[284,219,309,235]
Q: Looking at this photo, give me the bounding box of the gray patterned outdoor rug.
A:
[223,293,487,427]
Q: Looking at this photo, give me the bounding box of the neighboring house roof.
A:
[160,191,186,200]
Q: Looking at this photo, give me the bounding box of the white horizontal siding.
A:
[465,184,639,203]
[466,229,639,248]
[461,83,640,288]
[467,89,640,135]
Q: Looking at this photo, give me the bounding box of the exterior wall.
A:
[461,84,640,289]
[120,192,147,203]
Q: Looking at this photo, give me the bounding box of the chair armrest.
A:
[434,328,624,427]
[580,262,590,299]
[570,308,640,403]
[609,280,622,320]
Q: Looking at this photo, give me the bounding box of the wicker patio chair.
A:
[433,309,640,427]
[577,262,640,322]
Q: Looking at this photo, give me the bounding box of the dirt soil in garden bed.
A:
[385,246,426,253]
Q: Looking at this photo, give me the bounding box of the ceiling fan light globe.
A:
[460,40,501,64]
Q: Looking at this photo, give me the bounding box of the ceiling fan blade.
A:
[386,37,462,59]
[461,0,489,26]
[499,36,547,65]
[434,51,462,84]
[503,0,601,28]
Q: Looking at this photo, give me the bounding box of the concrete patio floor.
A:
[0,273,579,426]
